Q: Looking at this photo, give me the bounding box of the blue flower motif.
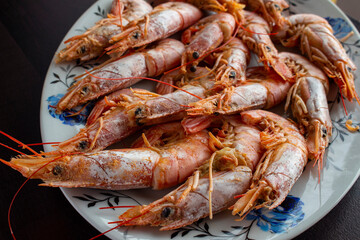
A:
[246,195,305,234]
[47,94,92,126]
[325,17,352,39]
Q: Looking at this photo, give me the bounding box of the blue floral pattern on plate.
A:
[326,17,352,39]
[246,195,305,234]
[47,94,92,126]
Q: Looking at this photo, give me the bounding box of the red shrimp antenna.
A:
[340,92,348,116]
[0,143,27,156]
[354,91,360,106]
[90,209,149,240]
[84,70,203,100]
[18,142,60,147]
[0,131,40,156]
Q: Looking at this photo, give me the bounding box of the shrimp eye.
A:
[190,65,197,72]
[81,86,89,96]
[52,165,62,176]
[322,127,327,138]
[347,66,352,72]
[135,107,142,116]
[133,32,140,39]
[80,46,86,54]
[78,140,89,150]
[274,4,281,11]
[192,51,200,59]
[161,207,173,218]
[229,71,236,79]
[265,46,272,52]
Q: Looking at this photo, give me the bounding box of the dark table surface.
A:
[0,1,359,239]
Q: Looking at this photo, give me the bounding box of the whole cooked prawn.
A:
[1,122,212,190]
[56,0,153,62]
[106,2,202,55]
[231,110,308,219]
[281,52,331,172]
[56,38,185,112]
[275,13,358,102]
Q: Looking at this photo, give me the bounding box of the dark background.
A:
[0,0,359,239]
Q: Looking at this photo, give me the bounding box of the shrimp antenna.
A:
[90,208,150,240]
[83,70,203,100]
[18,142,60,147]
[0,143,27,156]
[0,131,40,156]
[339,92,348,116]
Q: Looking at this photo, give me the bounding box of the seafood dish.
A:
[1,0,360,239]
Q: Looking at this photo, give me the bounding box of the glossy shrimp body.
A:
[117,118,264,230]
[187,66,292,115]
[56,38,185,112]
[231,110,308,219]
[238,11,293,81]
[180,13,236,72]
[56,0,153,62]
[243,0,289,30]
[275,14,358,102]
[1,122,212,190]
[106,2,202,55]
[281,52,331,164]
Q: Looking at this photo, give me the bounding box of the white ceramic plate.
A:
[40,0,360,239]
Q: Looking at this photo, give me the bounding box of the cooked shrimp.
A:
[281,52,331,168]
[56,0,153,62]
[1,122,212,190]
[106,2,202,55]
[231,110,308,219]
[56,38,184,112]
[275,13,358,102]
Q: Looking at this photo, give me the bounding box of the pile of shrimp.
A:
[1,0,359,238]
